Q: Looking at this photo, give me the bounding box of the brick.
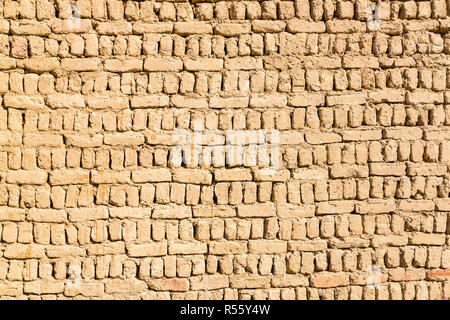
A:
[87,97,129,110]
[4,95,45,110]
[326,20,366,33]
[404,20,439,32]
[47,94,85,108]
[104,133,145,146]
[152,205,191,219]
[371,235,408,247]
[248,240,287,254]
[24,281,64,295]
[279,132,304,145]
[105,279,147,294]
[170,95,208,109]
[109,207,151,219]
[287,20,326,33]
[271,275,309,287]
[406,91,443,104]
[168,241,207,255]
[214,169,252,181]
[215,23,251,36]
[330,165,369,178]
[11,21,51,35]
[174,22,212,35]
[435,199,450,211]
[209,241,247,255]
[342,56,379,69]
[277,204,315,218]
[229,275,270,289]
[192,206,236,218]
[0,283,22,296]
[326,93,366,106]
[190,275,229,290]
[96,22,132,35]
[210,97,249,109]
[237,203,276,217]
[4,244,45,259]
[6,170,47,185]
[127,242,167,257]
[67,208,108,222]
[20,58,60,73]
[311,272,350,288]
[184,58,223,71]
[61,58,102,72]
[144,57,183,72]
[287,240,328,252]
[398,200,435,212]
[133,22,173,34]
[342,130,382,141]
[147,278,189,292]
[426,269,450,280]
[0,208,25,222]
[423,129,450,140]
[303,57,342,69]
[329,237,370,249]
[51,19,93,34]
[131,95,169,108]
[384,128,422,140]
[292,167,328,180]
[407,164,447,176]
[87,242,126,255]
[91,170,130,184]
[355,200,397,214]
[173,169,212,185]
[46,246,86,258]
[132,169,172,183]
[288,93,325,107]
[0,58,16,70]
[49,170,90,185]
[0,20,10,36]
[28,209,67,223]
[104,59,143,72]
[65,134,103,148]
[370,163,406,176]
[409,233,445,245]
[252,20,286,33]
[0,133,22,145]
[225,57,263,70]
[253,169,290,182]
[368,90,406,103]
[316,201,355,215]
[250,94,288,108]
[306,132,342,144]
[389,268,426,282]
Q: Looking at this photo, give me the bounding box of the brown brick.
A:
[209,241,247,255]
[237,203,276,217]
[310,272,350,288]
[229,275,270,289]
[190,275,229,290]
[49,170,89,185]
[248,240,287,254]
[7,170,47,185]
[147,278,189,292]
[127,242,167,257]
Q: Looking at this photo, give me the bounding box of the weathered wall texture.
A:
[0,0,449,300]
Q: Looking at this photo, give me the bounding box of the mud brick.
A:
[0,0,448,300]
[7,170,48,185]
[237,203,276,217]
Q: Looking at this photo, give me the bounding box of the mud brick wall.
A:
[0,0,449,300]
